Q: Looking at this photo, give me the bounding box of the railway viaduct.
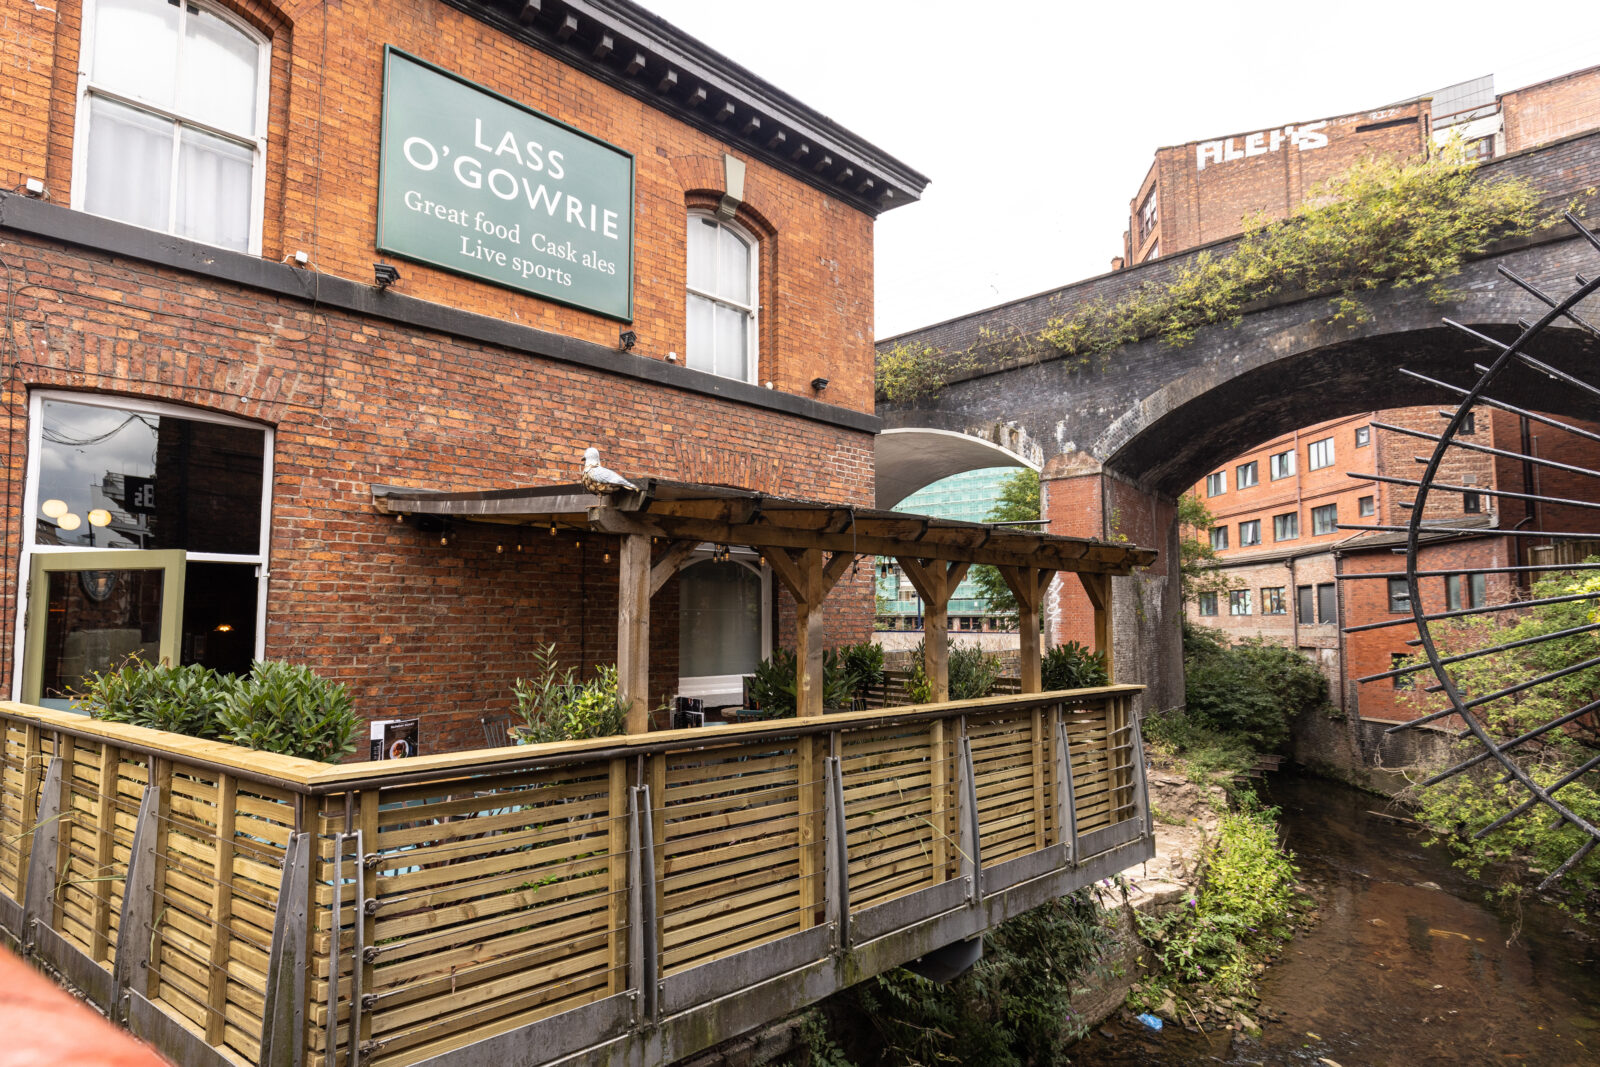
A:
[876,131,1600,713]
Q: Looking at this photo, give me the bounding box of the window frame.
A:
[1311,503,1338,535]
[72,0,272,255]
[1205,471,1226,497]
[1197,592,1218,617]
[1228,589,1252,616]
[1460,412,1477,435]
[1317,582,1337,624]
[13,390,275,698]
[1297,585,1314,624]
[1210,526,1228,551]
[1270,449,1296,480]
[1273,512,1299,541]
[1358,495,1375,517]
[1238,519,1261,547]
[1355,426,1371,448]
[685,211,761,384]
[1261,586,1286,615]
[1236,461,1258,489]
[1307,436,1335,471]
[1388,578,1412,614]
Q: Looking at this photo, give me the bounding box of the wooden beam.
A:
[590,508,1152,574]
[618,534,652,733]
[649,540,700,598]
[1080,572,1113,684]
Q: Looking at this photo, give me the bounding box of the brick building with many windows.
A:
[0,0,928,750]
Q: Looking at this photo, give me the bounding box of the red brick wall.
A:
[0,0,878,414]
[1501,66,1600,153]
[1341,536,1516,723]
[1193,413,1382,559]
[1131,101,1431,262]
[0,1,887,752]
[0,230,877,751]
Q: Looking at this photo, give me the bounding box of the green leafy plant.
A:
[744,647,855,718]
[76,657,228,740]
[836,641,886,704]
[511,644,629,743]
[215,660,359,762]
[1132,804,1299,1004]
[906,639,1003,703]
[841,888,1115,1065]
[78,655,359,763]
[1176,491,1243,606]
[1395,565,1600,916]
[1041,641,1107,691]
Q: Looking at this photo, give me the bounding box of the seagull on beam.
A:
[581,447,639,494]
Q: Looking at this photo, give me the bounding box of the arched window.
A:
[686,213,758,382]
[74,0,270,253]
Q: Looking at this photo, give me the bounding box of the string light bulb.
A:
[496,542,504,554]
[603,551,612,563]
[550,522,557,535]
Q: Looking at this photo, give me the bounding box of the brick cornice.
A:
[439,0,928,217]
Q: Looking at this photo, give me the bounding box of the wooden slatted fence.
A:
[0,686,1148,1067]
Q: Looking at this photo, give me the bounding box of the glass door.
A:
[678,555,769,709]
[23,550,186,710]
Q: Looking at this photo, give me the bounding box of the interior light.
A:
[87,509,112,527]
[58,512,82,531]
[41,498,67,519]
[213,623,234,633]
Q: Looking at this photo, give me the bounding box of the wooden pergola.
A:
[373,479,1157,731]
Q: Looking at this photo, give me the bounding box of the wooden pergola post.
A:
[1079,572,1114,684]
[616,537,702,734]
[999,567,1055,693]
[897,558,970,703]
[617,534,653,733]
[765,549,855,716]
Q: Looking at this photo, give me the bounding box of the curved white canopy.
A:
[874,428,1037,509]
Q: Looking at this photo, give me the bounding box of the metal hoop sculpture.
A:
[1350,212,1600,890]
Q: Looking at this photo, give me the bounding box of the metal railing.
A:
[0,686,1150,1067]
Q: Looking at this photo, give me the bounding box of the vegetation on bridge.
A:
[876,141,1550,402]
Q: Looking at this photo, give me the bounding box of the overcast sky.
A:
[645,0,1595,339]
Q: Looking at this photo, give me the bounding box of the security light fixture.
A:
[24,178,46,197]
[811,377,829,392]
[619,329,637,351]
[373,262,401,289]
[291,250,309,267]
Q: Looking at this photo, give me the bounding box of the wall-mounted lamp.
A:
[811,377,830,392]
[290,250,309,267]
[619,329,637,351]
[23,178,46,198]
[373,262,401,289]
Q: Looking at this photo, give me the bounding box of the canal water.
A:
[1069,772,1600,1066]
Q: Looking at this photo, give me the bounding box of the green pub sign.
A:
[378,49,635,320]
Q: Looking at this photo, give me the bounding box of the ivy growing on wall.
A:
[875,142,1552,403]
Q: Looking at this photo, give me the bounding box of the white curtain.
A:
[679,561,762,678]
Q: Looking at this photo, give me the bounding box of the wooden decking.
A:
[0,687,1152,1067]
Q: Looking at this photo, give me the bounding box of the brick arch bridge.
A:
[876,131,1600,713]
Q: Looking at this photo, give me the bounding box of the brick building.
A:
[1187,400,1600,723]
[0,0,927,749]
[1121,66,1600,269]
